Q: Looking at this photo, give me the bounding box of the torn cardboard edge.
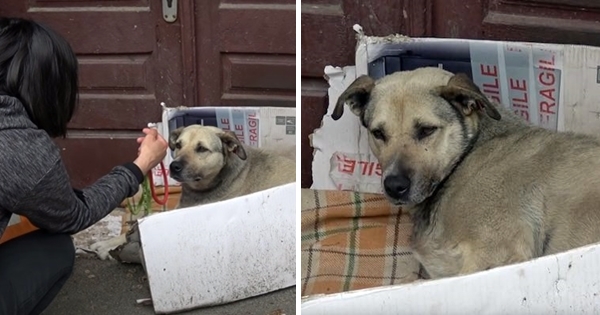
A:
[311,24,600,194]
[311,65,381,193]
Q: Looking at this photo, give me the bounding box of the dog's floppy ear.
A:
[332,75,375,121]
[435,73,501,121]
[218,130,247,161]
[169,127,185,151]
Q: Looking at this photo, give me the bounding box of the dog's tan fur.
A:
[169,125,296,208]
[334,67,600,279]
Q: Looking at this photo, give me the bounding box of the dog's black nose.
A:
[170,161,183,174]
[383,174,411,199]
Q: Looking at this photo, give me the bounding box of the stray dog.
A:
[333,66,600,279]
[168,125,296,208]
[90,125,295,261]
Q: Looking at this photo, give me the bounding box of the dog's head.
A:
[168,125,246,189]
[333,67,501,206]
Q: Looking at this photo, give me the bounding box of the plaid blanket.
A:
[301,189,421,297]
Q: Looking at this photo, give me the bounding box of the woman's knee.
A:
[0,231,76,314]
[1,230,75,277]
[52,232,75,274]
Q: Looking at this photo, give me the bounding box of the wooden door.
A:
[1,1,296,188]
[432,0,600,45]
[0,0,188,188]
[301,0,600,188]
[194,0,296,107]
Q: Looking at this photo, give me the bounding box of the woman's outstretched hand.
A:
[133,128,168,174]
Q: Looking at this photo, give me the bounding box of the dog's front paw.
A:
[89,234,127,260]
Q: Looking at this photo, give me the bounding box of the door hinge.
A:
[162,0,178,23]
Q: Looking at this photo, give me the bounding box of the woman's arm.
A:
[12,157,144,234]
[3,127,166,235]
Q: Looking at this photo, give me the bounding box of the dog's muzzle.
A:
[169,160,203,182]
[383,174,411,201]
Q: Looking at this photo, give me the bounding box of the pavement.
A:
[42,254,296,315]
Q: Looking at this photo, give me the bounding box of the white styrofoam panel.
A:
[138,183,296,314]
[302,241,600,315]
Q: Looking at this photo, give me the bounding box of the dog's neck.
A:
[408,135,478,236]
[409,103,532,236]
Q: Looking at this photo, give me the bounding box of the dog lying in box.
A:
[90,125,296,263]
[333,66,600,279]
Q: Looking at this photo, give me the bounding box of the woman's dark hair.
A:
[0,17,78,138]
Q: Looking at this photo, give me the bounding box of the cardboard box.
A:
[138,182,296,314]
[312,25,600,194]
[306,25,600,312]
[150,104,297,186]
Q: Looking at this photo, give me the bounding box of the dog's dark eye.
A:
[371,129,386,141]
[417,126,438,140]
[196,145,208,153]
[175,142,181,150]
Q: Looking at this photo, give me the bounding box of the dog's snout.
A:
[170,161,183,174]
[384,174,411,199]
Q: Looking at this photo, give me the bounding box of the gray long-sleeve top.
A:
[0,95,144,237]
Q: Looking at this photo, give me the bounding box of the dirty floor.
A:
[42,254,296,315]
